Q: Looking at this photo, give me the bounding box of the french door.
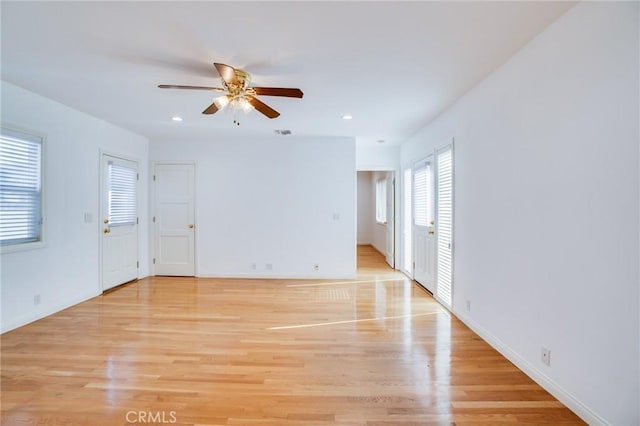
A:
[101,154,138,291]
[409,143,454,308]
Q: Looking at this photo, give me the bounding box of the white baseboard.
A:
[452,309,608,425]
[196,272,357,280]
[1,289,100,333]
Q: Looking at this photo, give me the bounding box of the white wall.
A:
[400,3,639,424]
[151,136,356,279]
[356,144,400,171]
[0,81,150,333]
[357,171,373,245]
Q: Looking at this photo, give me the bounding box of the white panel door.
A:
[412,157,435,293]
[154,163,195,276]
[436,145,454,307]
[101,154,138,291]
[385,172,395,268]
[402,168,412,276]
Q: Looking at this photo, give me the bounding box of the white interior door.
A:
[402,168,412,276]
[154,163,195,276]
[385,172,395,268]
[101,154,138,291]
[412,157,435,292]
[436,145,454,307]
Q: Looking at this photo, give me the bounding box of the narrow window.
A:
[376,178,387,224]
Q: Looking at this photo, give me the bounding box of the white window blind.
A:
[436,146,453,307]
[108,161,137,226]
[413,163,433,227]
[376,178,387,224]
[0,128,43,247]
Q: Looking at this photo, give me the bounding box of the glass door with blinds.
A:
[412,156,436,293]
[435,145,454,308]
[101,154,138,291]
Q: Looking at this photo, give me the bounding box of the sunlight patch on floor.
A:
[267,312,438,330]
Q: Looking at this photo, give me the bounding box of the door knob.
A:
[103,228,110,234]
[188,224,194,229]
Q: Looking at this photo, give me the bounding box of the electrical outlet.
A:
[265,263,273,270]
[314,264,319,271]
[541,347,551,366]
[33,294,41,306]
[466,300,471,311]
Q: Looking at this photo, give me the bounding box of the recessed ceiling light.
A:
[342,115,353,120]
[171,116,183,122]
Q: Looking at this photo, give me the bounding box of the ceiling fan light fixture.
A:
[213,95,230,110]
[239,97,254,113]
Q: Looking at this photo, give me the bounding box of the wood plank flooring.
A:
[1,245,584,425]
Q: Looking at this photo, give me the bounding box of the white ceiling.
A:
[1,1,575,146]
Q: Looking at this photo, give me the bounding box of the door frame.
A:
[151,161,197,277]
[356,166,400,270]
[402,138,455,308]
[99,149,140,292]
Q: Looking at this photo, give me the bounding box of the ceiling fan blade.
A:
[158,84,225,91]
[214,63,239,85]
[246,95,280,119]
[202,101,220,115]
[252,87,303,98]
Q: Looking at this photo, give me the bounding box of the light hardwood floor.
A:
[1,246,583,425]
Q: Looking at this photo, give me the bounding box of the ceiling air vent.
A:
[274,129,292,135]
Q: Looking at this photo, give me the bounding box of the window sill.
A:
[1,240,46,254]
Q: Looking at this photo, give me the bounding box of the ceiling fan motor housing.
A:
[225,69,251,96]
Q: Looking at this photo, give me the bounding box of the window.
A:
[376,178,387,224]
[0,127,44,251]
[107,160,137,226]
[413,162,434,227]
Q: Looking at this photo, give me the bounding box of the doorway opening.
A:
[356,170,395,269]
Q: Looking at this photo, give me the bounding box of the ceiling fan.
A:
[158,62,303,125]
